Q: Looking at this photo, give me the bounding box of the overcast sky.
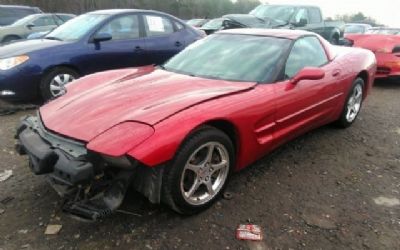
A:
[262,0,400,27]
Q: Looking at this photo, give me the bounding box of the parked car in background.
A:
[364,27,400,35]
[16,29,376,219]
[0,5,42,26]
[345,28,400,80]
[249,4,345,44]
[200,15,266,35]
[344,23,372,34]
[186,18,208,27]
[0,13,75,44]
[0,9,204,101]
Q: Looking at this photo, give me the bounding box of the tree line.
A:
[3,0,262,19]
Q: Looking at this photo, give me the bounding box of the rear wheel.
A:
[40,67,79,101]
[330,35,339,45]
[336,77,364,128]
[162,126,235,214]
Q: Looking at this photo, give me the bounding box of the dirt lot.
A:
[0,80,399,250]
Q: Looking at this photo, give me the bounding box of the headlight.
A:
[0,55,29,70]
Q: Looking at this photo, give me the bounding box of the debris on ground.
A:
[302,213,337,230]
[0,208,4,215]
[236,225,263,241]
[223,192,233,200]
[0,196,14,205]
[45,225,63,235]
[0,104,37,116]
[0,170,12,182]
[373,196,400,207]
[18,229,28,234]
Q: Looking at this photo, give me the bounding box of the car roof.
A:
[0,5,38,9]
[346,23,372,27]
[218,28,316,40]
[87,9,170,16]
[256,4,319,8]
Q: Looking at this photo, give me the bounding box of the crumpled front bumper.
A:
[15,115,94,186]
[15,115,165,220]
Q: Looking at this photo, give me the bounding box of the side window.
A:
[308,8,322,23]
[285,36,328,79]
[97,15,140,40]
[174,21,185,31]
[294,8,309,24]
[144,15,175,37]
[13,9,36,18]
[33,16,57,26]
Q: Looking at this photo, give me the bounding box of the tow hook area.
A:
[51,169,135,221]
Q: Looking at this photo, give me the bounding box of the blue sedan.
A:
[0,9,204,101]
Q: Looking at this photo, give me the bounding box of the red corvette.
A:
[16,29,376,219]
[345,28,400,79]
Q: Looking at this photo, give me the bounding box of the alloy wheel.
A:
[180,142,230,206]
[49,74,75,97]
[346,84,363,122]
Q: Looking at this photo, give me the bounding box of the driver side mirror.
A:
[290,67,325,85]
[92,32,112,43]
[26,23,35,29]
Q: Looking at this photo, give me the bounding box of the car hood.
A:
[40,67,256,142]
[346,34,400,52]
[0,39,65,57]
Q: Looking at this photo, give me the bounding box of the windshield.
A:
[366,28,400,35]
[45,14,108,41]
[202,18,224,30]
[250,5,296,23]
[163,34,291,83]
[345,25,367,34]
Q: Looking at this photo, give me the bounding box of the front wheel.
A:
[336,77,364,128]
[162,126,235,214]
[40,67,79,101]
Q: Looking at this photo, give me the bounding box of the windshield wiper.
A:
[45,36,63,41]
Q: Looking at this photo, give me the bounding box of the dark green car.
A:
[250,4,345,44]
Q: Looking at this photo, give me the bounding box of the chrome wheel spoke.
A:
[205,181,215,195]
[186,179,201,197]
[211,160,228,173]
[204,144,215,163]
[63,74,71,83]
[50,84,62,91]
[186,163,200,172]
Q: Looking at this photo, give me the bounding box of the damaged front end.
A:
[15,115,164,221]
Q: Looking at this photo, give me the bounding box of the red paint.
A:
[40,30,376,171]
[346,33,400,78]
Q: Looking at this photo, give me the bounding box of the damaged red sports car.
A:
[16,29,376,220]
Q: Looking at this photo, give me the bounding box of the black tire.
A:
[162,126,235,214]
[40,67,79,101]
[335,77,365,128]
[2,35,21,44]
[330,35,339,45]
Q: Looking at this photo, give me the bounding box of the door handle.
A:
[332,69,341,77]
[175,41,182,47]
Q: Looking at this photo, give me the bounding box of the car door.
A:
[83,14,146,73]
[142,14,186,65]
[273,36,340,144]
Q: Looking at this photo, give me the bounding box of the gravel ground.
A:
[0,80,399,250]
